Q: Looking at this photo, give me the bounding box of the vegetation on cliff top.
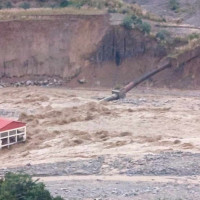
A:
[122,14,151,35]
[0,0,163,22]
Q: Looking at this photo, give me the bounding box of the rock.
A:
[15,82,21,87]
[43,80,49,85]
[153,187,160,194]
[38,81,43,86]
[26,80,33,86]
[26,163,31,167]
[78,78,86,84]
[33,81,37,85]
[57,80,62,86]
[95,81,101,86]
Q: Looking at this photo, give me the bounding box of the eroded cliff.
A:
[0,13,200,89]
[0,14,109,80]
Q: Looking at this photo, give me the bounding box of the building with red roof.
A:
[0,118,26,149]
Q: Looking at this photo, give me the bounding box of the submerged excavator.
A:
[102,45,200,102]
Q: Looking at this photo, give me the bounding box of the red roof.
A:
[0,118,26,132]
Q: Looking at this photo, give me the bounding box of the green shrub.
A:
[122,14,151,34]
[122,15,134,30]
[19,2,30,9]
[60,0,70,7]
[38,0,48,2]
[138,21,151,34]
[188,33,200,40]
[108,8,117,13]
[120,8,129,14]
[169,0,180,11]
[156,30,171,40]
[0,173,63,200]
[5,2,13,8]
[50,4,57,8]
[131,15,143,26]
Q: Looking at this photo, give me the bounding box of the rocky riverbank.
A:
[1,152,200,199]
[1,152,200,177]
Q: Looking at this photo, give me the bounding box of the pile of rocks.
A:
[13,79,63,87]
[0,78,64,88]
[0,82,7,88]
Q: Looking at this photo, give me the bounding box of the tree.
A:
[169,0,180,11]
[156,30,171,41]
[122,15,134,30]
[5,2,13,8]
[138,22,151,34]
[122,14,151,34]
[19,2,30,9]
[0,173,63,200]
[60,0,70,7]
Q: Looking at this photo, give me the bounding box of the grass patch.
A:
[0,7,105,21]
[168,37,200,59]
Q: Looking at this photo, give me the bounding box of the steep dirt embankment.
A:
[171,46,200,89]
[77,25,200,89]
[0,14,166,87]
[0,14,109,81]
[78,26,167,88]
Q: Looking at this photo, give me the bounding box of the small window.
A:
[0,132,8,138]
[17,128,25,134]
[1,138,8,145]
[9,130,16,136]
[9,136,16,143]
[17,134,24,142]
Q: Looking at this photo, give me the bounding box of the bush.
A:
[120,8,129,14]
[169,0,180,11]
[122,15,134,30]
[108,8,117,13]
[131,15,142,26]
[122,14,151,34]
[0,173,63,200]
[138,21,151,34]
[60,0,70,7]
[156,30,171,41]
[5,2,13,8]
[19,2,30,9]
[38,0,48,2]
[188,33,200,41]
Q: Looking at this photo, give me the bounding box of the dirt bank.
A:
[0,14,164,87]
[0,14,109,80]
